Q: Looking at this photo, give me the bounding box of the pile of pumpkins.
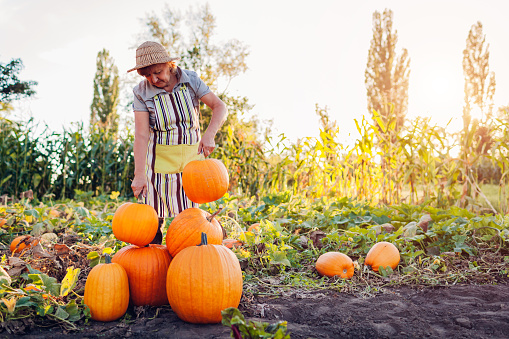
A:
[84,158,242,324]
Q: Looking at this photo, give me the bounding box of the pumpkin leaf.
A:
[378,266,394,277]
[65,300,82,322]
[28,273,61,296]
[269,251,291,267]
[60,266,80,297]
[54,306,70,320]
[402,222,418,238]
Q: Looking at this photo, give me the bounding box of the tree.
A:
[90,49,120,134]
[0,58,37,112]
[365,9,410,131]
[458,21,497,209]
[139,3,255,145]
[462,21,496,123]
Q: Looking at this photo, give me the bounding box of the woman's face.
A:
[142,63,172,88]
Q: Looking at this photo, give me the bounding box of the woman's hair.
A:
[137,61,178,76]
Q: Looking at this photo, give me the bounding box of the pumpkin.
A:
[364,241,400,272]
[182,159,229,204]
[112,244,172,306]
[112,202,158,246]
[165,207,223,257]
[247,223,260,233]
[10,235,40,254]
[222,238,243,249]
[0,218,6,227]
[84,254,129,322]
[166,232,243,323]
[316,252,354,279]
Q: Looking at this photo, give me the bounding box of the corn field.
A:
[1,111,509,212]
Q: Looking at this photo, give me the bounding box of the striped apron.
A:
[144,84,204,217]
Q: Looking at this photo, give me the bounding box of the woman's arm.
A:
[131,111,150,198]
[199,92,228,157]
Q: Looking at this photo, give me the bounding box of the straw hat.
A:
[127,41,180,72]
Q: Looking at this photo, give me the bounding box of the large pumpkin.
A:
[165,208,223,257]
[84,255,129,322]
[166,232,243,323]
[112,244,172,306]
[10,235,40,254]
[364,241,400,272]
[316,252,354,279]
[112,202,158,246]
[182,159,229,204]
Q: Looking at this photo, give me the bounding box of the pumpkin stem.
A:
[105,254,111,264]
[198,232,208,246]
[206,206,224,222]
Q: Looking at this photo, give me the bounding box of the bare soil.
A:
[5,283,509,339]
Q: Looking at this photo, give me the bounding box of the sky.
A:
[1,0,508,144]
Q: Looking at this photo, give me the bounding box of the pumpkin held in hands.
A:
[166,232,243,324]
[364,241,400,272]
[316,252,354,279]
[182,158,229,204]
[112,202,158,246]
[84,255,129,322]
[165,207,223,257]
[112,244,172,306]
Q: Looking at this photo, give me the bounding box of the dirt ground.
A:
[6,283,509,339]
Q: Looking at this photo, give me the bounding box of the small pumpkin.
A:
[0,218,7,227]
[222,238,243,249]
[166,232,243,324]
[182,159,229,204]
[112,244,172,306]
[112,202,158,246]
[84,254,129,322]
[364,241,400,272]
[165,207,223,257]
[247,223,260,233]
[10,235,40,254]
[316,252,354,279]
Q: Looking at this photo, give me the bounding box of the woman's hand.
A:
[131,174,147,198]
[198,130,216,157]
[199,92,227,157]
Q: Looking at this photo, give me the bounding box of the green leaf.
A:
[60,266,80,297]
[402,222,418,238]
[28,273,61,296]
[269,251,291,267]
[65,300,82,322]
[36,304,53,317]
[54,306,70,320]
[15,296,37,309]
[87,251,99,260]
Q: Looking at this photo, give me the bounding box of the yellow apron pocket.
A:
[154,143,205,174]
[181,143,205,171]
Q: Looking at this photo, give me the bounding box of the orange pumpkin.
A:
[247,223,260,233]
[222,238,243,249]
[112,202,158,246]
[84,255,129,322]
[112,244,172,306]
[316,252,354,279]
[182,159,229,204]
[0,218,6,227]
[364,241,400,272]
[10,235,40,254]
[165,208,223,257]
[166,232,243,323]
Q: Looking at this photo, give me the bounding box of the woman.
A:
[128,41,227,244]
